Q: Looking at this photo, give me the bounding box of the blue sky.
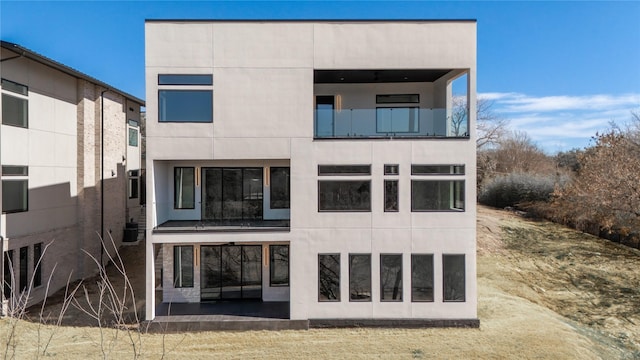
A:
[2,1,639,153]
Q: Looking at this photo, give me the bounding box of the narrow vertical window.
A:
[270,167,290,209]
[318,254,340,301]
[128,170,139,199]
[3,250,13,300]
[443,254,465,302]
[384,180,399,212]
[269,245,289,287]
[19,246,28,292]
[173,246,194,288]
[411,254,434,302]
[128,128,139,147]
[349,254,371,302]
[380,254,402,301]
[174,167,195,209]
[33,243,43,288]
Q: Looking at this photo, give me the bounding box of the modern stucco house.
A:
[1,41,144,314]
[145,20,477,327]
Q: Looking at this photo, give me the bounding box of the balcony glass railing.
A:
[314,108,469,139]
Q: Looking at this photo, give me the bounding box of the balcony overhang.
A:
[314,69,452,84]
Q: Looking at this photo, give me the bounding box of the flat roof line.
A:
[145,19,477,23]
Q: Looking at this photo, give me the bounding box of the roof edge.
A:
[144,19,477,23]
[1,40,145,106]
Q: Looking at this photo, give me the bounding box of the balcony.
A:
[314,107,468,139]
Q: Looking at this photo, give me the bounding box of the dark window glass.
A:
[349,254,371,302]
[376,94,419,104]
[2,180,28,213]
[384,180,399,212]
[411,165,465,175]
[270,245,289,287]
[376,107,419,133]
[270,167,290,209]
[384,164,399,175]
[443,254,466,302]
[173,246,194,288]
[3,250,13,299]
[34,243,42,287]
[318,254,340,301]
[2,94,28,128]
[411,180,465,211]
[158,74,213,85]
[317,165,371,176]
[315,95,335,138]
[128,170,139,177]
[19,246,28,292]
[380,254,402,301]
[174,167,195,209]
[411,254,434,302]
[318,180,371,212]
[2,166,28,176]
[159,90,212,122]
[1,79,28,95]
[202,167,263,220]
[128,128,138,147]
[129,177,139,199]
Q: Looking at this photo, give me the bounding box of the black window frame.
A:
[33,243,43,288]
[2,179,28,214]
[128,127,139,147]
[173,245,194,288]
[2,93,29,129]
[376,94,420,104]
[318,253,341,302]
[318,180,371,212]
[158,89,213,123]
[158,74,213,85]
[2,166,28,176]
[174,167,195,210]
[380,254,403,302]
[384,164,399,175]
[269,245,290,287]
[349,253,372,302]
[411,165,465,175]
[19,246,28,293]
[317,165,371,176]
[411,180,465,212]
[411,254,434,302]
[384,179,399,212]
[443,254,466,302]
[269,167,290,210]
[3,250,14,300]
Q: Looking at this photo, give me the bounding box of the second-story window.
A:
[318,165,371,212]
[158,74,213,123]
[1,78,29,128]
[2,165,28,213]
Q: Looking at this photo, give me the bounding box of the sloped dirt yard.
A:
[2,205,639,359]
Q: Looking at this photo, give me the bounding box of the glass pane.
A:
[411,180,465,211]
[384,164,399,175]
[2,165,28,176]
[315,96,334,138]
[221,246,241,299]
[349,254,371,301]
[128,128,138,147]
[159,90,212,122]
[318,181,371,211]
[2,180,28,213]
[317,165,371,176]
[376,107,419,133]
[411,254,434,302]
[129,178,139,199]
[158,74,213,85]
[270,245,289,286]
[174,168,195,209]
[2,79,28,95]
[270,167,290,209]
[173,246,193,288]
[412,165,465,175]
[34,243,42,287]
[376,94,419,104]
[443,255,465,302]
[242,246,262,299]
[3,250,13,299]
[201,246,222,300]
[19,247,28,292]
[380,254,402,301]
[319,254,340,301]
[203,168,222,220]
[242,168,263,220]
[384,180,398,212]
[2,94,28,128]
[222,169,243,220]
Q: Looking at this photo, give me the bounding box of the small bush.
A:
[479,172,564,209]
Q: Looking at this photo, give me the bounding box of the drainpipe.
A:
[100,89,110,268]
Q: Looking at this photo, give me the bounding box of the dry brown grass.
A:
[2,206,639,359]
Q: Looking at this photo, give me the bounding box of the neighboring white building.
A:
[1,41,144,313]
[145,20,477,326]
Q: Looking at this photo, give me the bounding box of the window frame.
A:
[158,74,213,85]
[33,243,43,288]
[317,165,371,176]
[376,94,420,104]
[380,254,403,302]
[318,180,371,212]
[269,245,290,287]
[173,245,194,288]
[318,253,341,302]
[411,164,465,175]
[269,167,290,210]
[19,246,28,293]
[349,253,372,302]
[174,167,195,210]
[411,254,434,302]
[384,179,399,212]
[443,254,466,302]
[158,89,213,123]
[2,178,28,214]
[384,164,399,176]
[410,180,465,212]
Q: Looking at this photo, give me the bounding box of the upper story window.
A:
[412,165,465,175]
[158,74,212,123]
[317,164,371,212]
[2,165,28,213]
[1,78,29,128]
[128,119,139,147]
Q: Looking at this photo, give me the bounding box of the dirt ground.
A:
[2,205,640,359]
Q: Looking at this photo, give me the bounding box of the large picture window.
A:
[318,254,340,301]
[159,90,212,122]
[380,254,402,302]
[349,254,371,302]
[174,167,195,209]
[411,254,434,302]
[270,245,289,287]
[173,246,194,288]
[443,254,465,302]
[270,167,290,209]
[411,180,465,211]
[318,180,370,212]
[1,79,28,128]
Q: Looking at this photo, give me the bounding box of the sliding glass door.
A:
[201,245,262,301]
[202,168,263,221]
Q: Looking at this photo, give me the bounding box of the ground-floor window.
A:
[3,250,13,299]
[380,254,402,301]
[33,243,43,288]
[19,246,28,292]
[411,254,434,302]
[173,245,194,288]
[270,245,289,287]
[318,254,340,301]
[443,254,466,302]
[349,254,371,302]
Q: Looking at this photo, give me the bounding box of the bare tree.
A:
[475,98,509,149]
